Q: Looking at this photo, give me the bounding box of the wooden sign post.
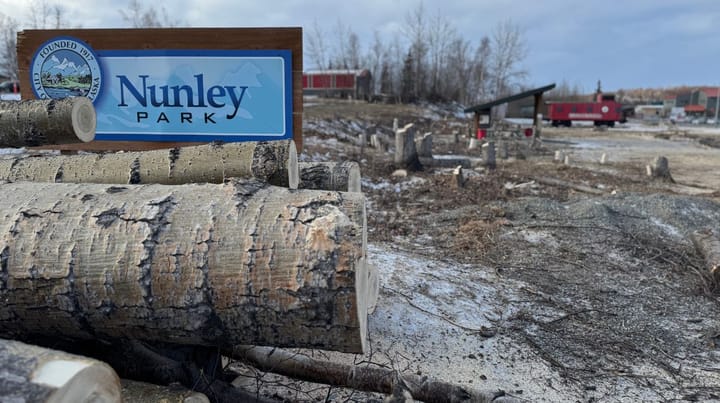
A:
[17,28,303,152]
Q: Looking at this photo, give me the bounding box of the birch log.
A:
[0,98,96,146]
[298,161,361,192]
[0,140,298,188]
[0,179,367,353]
[0,338,121,403]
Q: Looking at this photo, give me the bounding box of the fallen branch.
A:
[227,345,516,403]
[534,176,605,195]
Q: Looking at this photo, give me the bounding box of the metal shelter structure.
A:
[464,83,556,136]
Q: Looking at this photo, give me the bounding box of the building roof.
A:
[684,105,706,113]
[304,69,370,76]
[702,88,720,97]
[464,83,556,114]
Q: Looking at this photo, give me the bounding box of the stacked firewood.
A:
[0,99,376,402]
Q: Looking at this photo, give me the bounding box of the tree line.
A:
[0,1,534,106]
[308,4,529,105]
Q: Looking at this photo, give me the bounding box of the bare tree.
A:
[469,36,492,104]
[332,19,350,69]
[445,37,473,104]
[346,32,361,70]
[403,2,429,100]
[119,0,182,28]
[488,19,528,99]
[0,1,69,81]
[426,10,455,100]
[305,19,329,70]
[367,31,385,93]
[0,13,18,81]
[25,0,70,29]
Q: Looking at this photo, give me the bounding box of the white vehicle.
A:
[0,81,20,101]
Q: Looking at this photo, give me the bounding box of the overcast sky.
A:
[3,0,720,93]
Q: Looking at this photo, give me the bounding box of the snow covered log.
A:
[0,179,368,353]
[0,338,121,403]
[0,140,298,189]
[298,161,361,192]
[0,98,95,146]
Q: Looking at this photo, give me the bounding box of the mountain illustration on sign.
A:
[40,49,91,98]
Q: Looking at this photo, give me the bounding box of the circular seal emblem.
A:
[601,105,609,114]
[30,36,102,103]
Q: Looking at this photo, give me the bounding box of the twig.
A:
[545,309,616,325]
[382,286,497,337]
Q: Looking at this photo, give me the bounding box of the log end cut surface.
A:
[288,140,299,189]
[70,97,96,143]
[0,338,121,403]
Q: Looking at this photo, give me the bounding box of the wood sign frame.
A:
[17,28,303,152]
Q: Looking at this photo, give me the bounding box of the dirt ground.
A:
[239,99,720,402]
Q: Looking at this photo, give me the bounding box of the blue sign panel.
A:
[30,37,293,142]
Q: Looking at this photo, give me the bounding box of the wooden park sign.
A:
[16,28,303,151]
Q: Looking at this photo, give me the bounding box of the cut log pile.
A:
[0,107,511,402]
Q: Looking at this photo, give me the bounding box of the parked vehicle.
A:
[302,69,372,101]
[0,80,20,101]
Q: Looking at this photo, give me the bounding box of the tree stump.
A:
[394,123,420,170]
[499,141,509,159]
[298,161,361,192]
[468,138,479,150]
[0,140,299,189]
[482,141,496,170]
[453,165,465,188]
[417,132,433,158]
[0,179,368,353]
[0,338,121,403]
[370,134,382,151]
[0,98,96,146]
[646,155,674,183]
